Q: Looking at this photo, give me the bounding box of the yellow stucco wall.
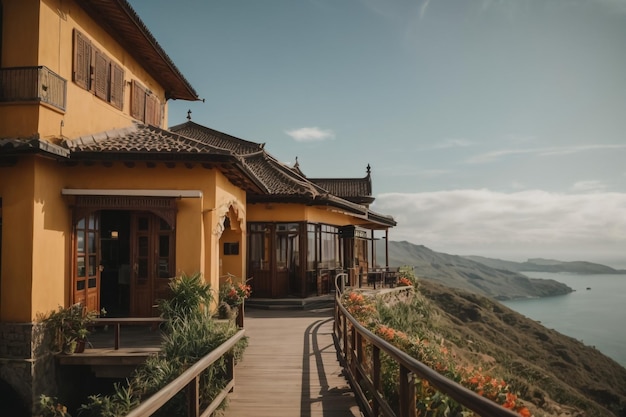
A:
[0,158,246,321]
[1,0,169,140]
[211,173,247,288]
[247,202,361,226]
[0,158,36,322]
[32,158,72,318]
[1,0,40,66]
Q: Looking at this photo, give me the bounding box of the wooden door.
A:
[130,212,174,317]
[73,213,100,312]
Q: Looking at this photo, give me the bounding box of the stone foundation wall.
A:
[0,322,57,414]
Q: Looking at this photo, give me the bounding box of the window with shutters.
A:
[131,80,162,127]
[72,29,125,110]
[131,80,146,122]
[145,93,162,127]
[93,49,110,101]
[110,63,124,109]
[73,30,91,90]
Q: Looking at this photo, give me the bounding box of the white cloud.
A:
[420,0,432,19]
[375,189,626,264]
[468,144,626,164]
[467,148,536,163]
[571,180,608,192]
[434,138,473,149]
[284,127,335,142]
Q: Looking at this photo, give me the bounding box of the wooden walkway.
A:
[220,307,362,417]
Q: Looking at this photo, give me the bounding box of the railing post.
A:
[236,302,244,328]
[373,345,381,417]
[350,325,357,374]
[343,313,348,363]
[226,354,235,393]
[399,365,417,417]
[355,332,365,384]
[187,375,200,417]
[114,323,121,350]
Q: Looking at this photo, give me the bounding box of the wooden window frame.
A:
[73,30,91,90]
[72,29,124,110]
[131,80,162,127]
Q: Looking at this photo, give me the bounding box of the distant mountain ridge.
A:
[464,255,626,274]
[375,240,572,300]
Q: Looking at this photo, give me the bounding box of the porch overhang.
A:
[61,189,203,198]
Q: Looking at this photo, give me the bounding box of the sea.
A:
[501,271,626,368]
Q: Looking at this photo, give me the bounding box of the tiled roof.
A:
[170,122,326,198]
[309,178,374,204]
[63,123,230,156]
[244,153,321,197]
[310,178,371,197]
[62,123,267,194]
[170,122,263,154]
[169,122,394,224]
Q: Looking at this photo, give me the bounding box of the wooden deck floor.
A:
[220,307,362,417]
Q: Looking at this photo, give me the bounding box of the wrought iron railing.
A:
[0,66,67,110]
[333,275,520,417]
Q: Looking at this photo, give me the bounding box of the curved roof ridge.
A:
[169,121,264,154]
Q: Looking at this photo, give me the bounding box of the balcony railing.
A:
[0,66,67,111]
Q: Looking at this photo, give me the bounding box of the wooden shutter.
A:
[145,94,161,127]
[110,62,124,109]
[93,49,110,100]
[131,80,146,122]
[73,30,91,90]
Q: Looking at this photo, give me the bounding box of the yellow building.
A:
[0,0,395,412]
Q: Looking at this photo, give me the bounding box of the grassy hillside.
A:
[375,241,572,300]
[419,280,626,416]
[366,281,626,416]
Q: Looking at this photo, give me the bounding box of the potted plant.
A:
[41,303,104,354]
[36,395,72,417]
[217,274,251,319]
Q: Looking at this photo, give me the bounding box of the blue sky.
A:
[128,0,626,267]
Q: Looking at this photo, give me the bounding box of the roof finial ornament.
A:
[187,109,192,121]
[294,156,300,168]
[366,163,371,175]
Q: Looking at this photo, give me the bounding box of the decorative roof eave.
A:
[247,192,368,216]
[0,137,70,159]
[74,0,199,101]
[366,210,397,228]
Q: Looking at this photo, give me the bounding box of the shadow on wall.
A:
[0,379,29,417]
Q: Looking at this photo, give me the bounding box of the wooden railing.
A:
[92,317,165,350]
[125,328,246,417]
[0,66,67,110]
[333,276,519,417]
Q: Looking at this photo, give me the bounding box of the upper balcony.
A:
[0,66,67,112]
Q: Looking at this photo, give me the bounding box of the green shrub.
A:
[78,272,247,417]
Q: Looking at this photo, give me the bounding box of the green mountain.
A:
[464,255,626,274]
[375,240,572,300]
